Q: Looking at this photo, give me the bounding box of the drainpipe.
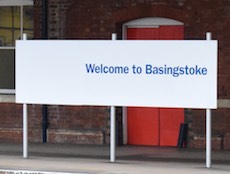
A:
[42,0,48,143]
[42,0,48,38]
[42,105,48,143]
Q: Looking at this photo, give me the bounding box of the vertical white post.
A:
[112,33,117,41]
[23,33,27,40]
[22,33,28,159]
[206,32,212,168]
[23,103,28,158]
[110,106,116,162]
[206,109,211,168]
[110,33,117,162]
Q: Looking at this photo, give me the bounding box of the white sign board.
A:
[16,40,217,108]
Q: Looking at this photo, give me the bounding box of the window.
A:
[0,0,33,94]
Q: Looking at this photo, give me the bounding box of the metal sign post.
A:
[206,32,212,168]
[206,108,212,168]
[22,33,28,159]
[23,103,28,158]
[110,33,117,162]
[110,105,116,162]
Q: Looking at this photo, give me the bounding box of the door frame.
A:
[122,17,184,145]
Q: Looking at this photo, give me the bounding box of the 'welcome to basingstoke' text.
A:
[85,63,208,77]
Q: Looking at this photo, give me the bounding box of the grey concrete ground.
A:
[0,143,230,174]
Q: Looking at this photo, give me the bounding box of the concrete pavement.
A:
[0,143,230,174]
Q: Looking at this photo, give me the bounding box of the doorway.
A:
[123,17,184,146]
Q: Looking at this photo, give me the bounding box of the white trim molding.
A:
[0,94,15,103]
[0,0,33,6]
[124,17,183,27]
[217,99,230,108]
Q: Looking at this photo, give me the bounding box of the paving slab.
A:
[0,143,229,174]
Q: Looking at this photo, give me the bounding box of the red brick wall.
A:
[47,105,110,144]
[0,104,110,144]
[0,104,42,143]
[1,0,230,148]
[34,0,71,39]
[187,109,230,150]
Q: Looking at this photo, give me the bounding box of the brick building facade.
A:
[1,0,230,149]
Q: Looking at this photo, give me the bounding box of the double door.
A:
[128,107,184,146]
[126,24,184,146]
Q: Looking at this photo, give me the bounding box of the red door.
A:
[159,108,184,146]
[126,26,184,40]
[128,107,159,145]
[127,25,184,146]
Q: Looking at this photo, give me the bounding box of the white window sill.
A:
[0,89,15,102]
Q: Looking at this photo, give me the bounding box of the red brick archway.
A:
[113,4,185,26]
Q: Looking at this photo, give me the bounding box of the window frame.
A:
[0,0,33,94]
